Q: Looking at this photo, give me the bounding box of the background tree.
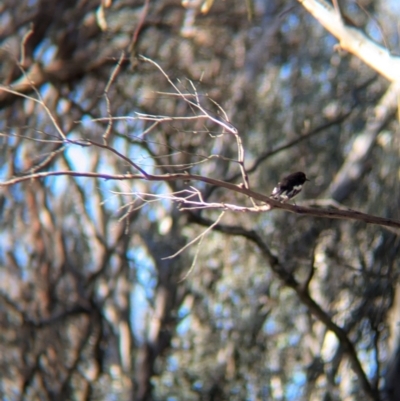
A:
[1,0,400,400]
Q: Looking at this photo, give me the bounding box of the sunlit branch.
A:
[298,0,400,82]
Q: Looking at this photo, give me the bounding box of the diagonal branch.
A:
[298,0,400,82]
[188,214,379,400]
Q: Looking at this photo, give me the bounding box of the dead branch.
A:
[2,167,400,231]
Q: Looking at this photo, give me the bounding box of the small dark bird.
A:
[270,171,309,203]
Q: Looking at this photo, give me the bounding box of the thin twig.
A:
[177,234,204,282]
[0,85,67,140]
[138,56,237,134]
[162,211,225,260]
[103,51,125,142]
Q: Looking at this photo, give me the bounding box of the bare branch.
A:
[102,51,125,142]
[189,215,379,400]
[0,84,67,140]
[138,55,238,134]
[2,164,400,231]
[298,0,400,82]
[162,211,225,260]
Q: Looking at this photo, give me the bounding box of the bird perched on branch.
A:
[270,171,309,203]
